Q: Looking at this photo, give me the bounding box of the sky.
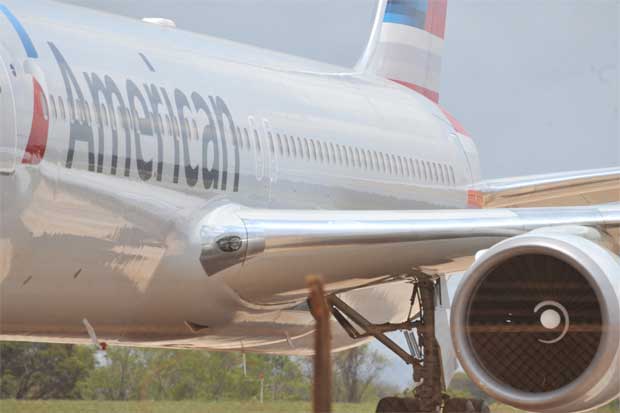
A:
[56,0,619,180]
[54,0,619,389]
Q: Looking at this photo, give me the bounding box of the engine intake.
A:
[451,231,620,413]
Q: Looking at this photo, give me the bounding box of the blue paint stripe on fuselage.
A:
[0,4,38,58]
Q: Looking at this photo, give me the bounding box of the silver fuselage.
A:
[0,0,478,353]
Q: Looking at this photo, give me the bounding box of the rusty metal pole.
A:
[307,275,331,413]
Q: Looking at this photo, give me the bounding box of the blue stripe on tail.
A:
[384,0,428,30]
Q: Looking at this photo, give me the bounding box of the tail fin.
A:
[356,0,448,103]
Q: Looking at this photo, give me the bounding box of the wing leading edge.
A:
[199,203,620,303]
[467,167,620,209]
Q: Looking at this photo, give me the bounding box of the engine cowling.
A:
[451,230,620,413]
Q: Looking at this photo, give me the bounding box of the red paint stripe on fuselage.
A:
[390,78,439,103]
[390,78,470,137]
[22,78,49,164]
[439,106,469,136]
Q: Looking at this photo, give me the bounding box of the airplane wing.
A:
[38,163,619,304]
[201,201,620,303]
[467,167,620,208]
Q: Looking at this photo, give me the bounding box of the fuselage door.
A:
[0,51,16,174]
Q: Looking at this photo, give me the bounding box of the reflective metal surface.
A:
[451,232,620,412]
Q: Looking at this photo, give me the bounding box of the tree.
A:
[447,372,494,404]
[332,344,387,403]
[78,347,146,400]
[0,342,94,399]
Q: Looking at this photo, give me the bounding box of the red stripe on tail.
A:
[22,78,49,164]
[425,0,448,39]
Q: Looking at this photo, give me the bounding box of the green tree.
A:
[0,342,94,399]
[332,345,387,403]
[447,372,494,404]
[78,347,146,400]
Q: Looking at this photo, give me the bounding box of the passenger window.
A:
[268,132,275,153]
[449,166,456,185]
[67,99,76,121]
[49,96,57,120]
[236,127,243,149]
[317,141,324,162]
[155,113,162,133]
[183,118,191,139]
[304,139,310,159]
[193,120,200,141]
[289,136,297,157]
[86,102,94,125]
[38,93,49,121]
[165,115,171,136]
[254,129,261,152]
[102,104,109,127]
[244,129,251,149]
[78,101,86,123]
[58,97,66,120]
[297,137,304,159]
[402,157,409,177]
[172,117,180,141]
[282,134,290,157]
[323,142,330,163]
[309,139,317,160]
[276,134,283,156]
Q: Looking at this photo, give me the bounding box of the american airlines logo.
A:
[49,42,241,193]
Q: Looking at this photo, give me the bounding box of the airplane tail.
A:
[356,0,448,103]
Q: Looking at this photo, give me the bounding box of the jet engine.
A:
[451,230,620,413]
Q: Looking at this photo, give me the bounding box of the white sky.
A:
[57,0,619,179]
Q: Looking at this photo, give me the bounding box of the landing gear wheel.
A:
[376,397,421,413]
[443,398,490,413]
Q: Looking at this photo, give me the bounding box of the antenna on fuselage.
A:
[141,17,176,29]
[82,318,108,353]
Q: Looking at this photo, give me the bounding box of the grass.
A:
[0,400,617,413]
[0,400,374,413]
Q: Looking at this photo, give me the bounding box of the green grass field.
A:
[1,400,374,413]
[0,400,617,413]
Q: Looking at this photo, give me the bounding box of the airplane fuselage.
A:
[1,0,478,353]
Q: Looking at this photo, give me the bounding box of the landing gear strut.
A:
[328,278,488,413]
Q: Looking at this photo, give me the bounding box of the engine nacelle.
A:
[451,230,620,413]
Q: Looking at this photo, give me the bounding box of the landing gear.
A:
[328,277,489,413]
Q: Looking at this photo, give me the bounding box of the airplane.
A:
[0,0,618,412]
